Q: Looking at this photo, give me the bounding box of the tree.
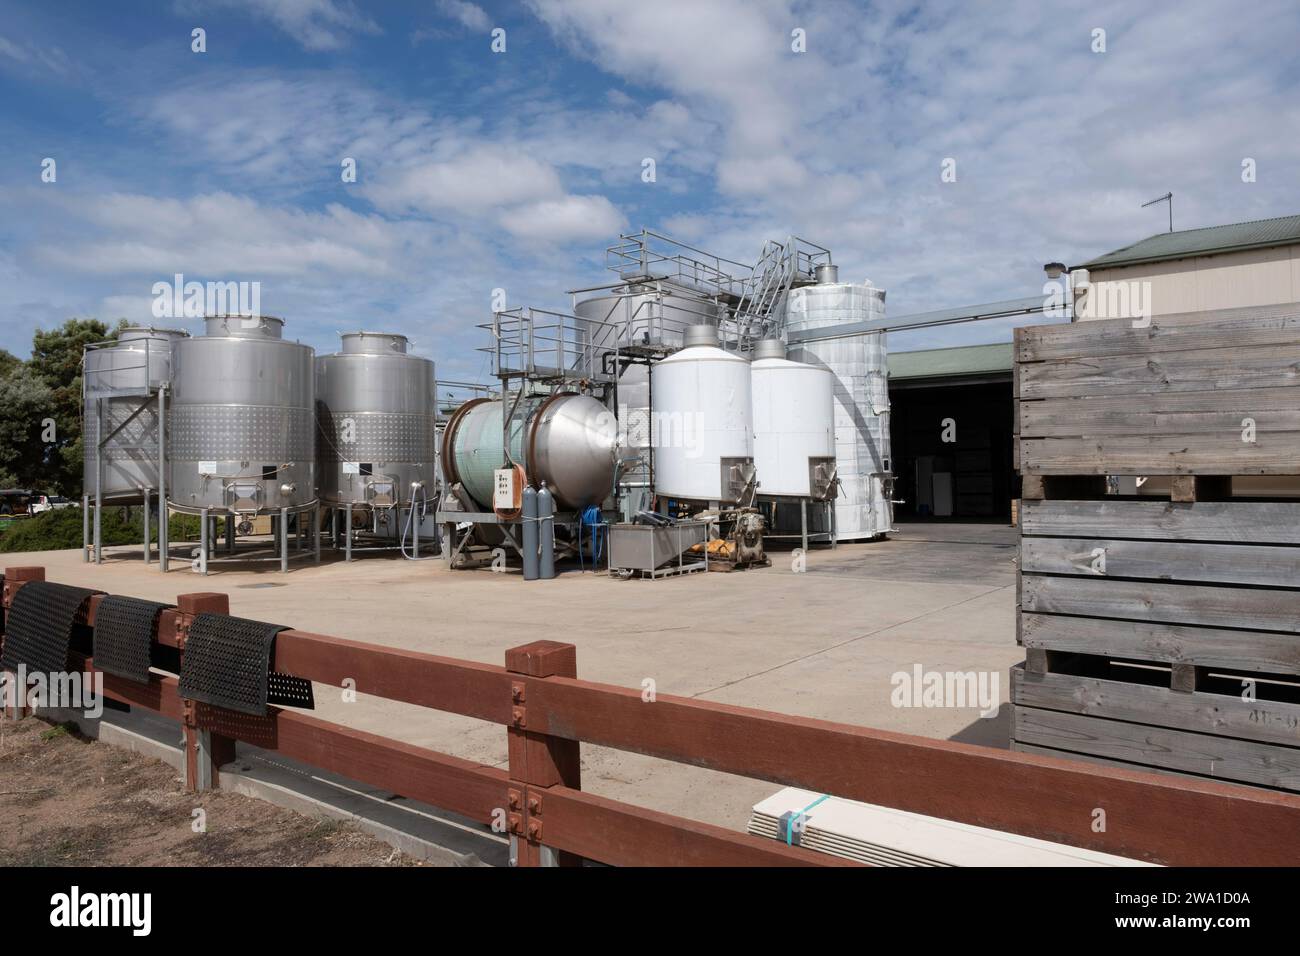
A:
[28,318,126,494]
[0,365,55,489]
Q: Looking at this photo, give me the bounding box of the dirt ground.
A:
[0,716,418,867]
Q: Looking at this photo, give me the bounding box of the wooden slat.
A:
[271,630,514,724]
[1021,499,1300,544]
[1017,305,1300,362]
[1020,612,1300,675]
[1012,706,1300,790]
[1022,574,1300,633]
[538,786,853,867]
[1011,666,1300,747]
[236,708,509,826]
[1018,341,1300,400]
[1019,433,1300,475]
[1020,394,1300,437]
[519,675,1300,865]
[1020,536,1300,588]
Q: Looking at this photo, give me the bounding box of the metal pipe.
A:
[313,504,321,565]
[82,494,89,562]
[94,398,103,564]
[280,506,289,572]
[345,506,352,562]
[143,489,150,563]
[199,507,208,575]
[158,385,168,572]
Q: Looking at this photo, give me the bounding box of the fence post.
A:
[175,591,236,791]
[505,640,581,867]
[2,566,46,719]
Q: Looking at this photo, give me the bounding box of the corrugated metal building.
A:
[1074,213,1300,319]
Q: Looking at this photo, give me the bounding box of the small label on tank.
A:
[342,461,360,475]
[198,461,217,474]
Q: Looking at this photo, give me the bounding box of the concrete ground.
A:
[12,518,1021,835]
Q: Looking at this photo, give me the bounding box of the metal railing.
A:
[4,564,1298,867]
[480,307,619,384]
[606,229,752,299]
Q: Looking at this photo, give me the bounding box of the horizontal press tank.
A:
[167,315,315,515]
[83,327,188,504]
[315,332,436,508]
[750,339,836,499]
[651,324,754,504]
[778,266,892,539]
[441,393,616,512]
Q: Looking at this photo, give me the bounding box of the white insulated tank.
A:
[651,324,753,504]
[751,339,836,498]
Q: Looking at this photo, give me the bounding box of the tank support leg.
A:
[280,507,289,572]
[199,508,209,576]
[143,490,151,563]
[313,505,320,565]
[345,507,352,562]
[225,514,236,555]
[82,495,89,562]
[330,508,338,549]
[800,499,808,555]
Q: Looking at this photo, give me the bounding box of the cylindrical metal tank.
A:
[778,271,892,539]
[575,288,722,515]
[751,339,836,498]
[167,315,315,514]
[441,393,616,512]
[83,327,189,503]
[315,332,436,509]
[651,324,753,503]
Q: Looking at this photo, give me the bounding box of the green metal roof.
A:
[888,342,1013,380]
[1080,213,1300,270]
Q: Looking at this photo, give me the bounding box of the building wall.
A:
[1075,243,1300,320]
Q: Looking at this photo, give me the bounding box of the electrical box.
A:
[493,467,520,511]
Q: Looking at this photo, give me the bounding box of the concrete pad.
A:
[13,519,1021,834]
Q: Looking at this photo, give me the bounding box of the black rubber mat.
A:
[178,612,313,715]
[92,595,173,684]
[0,581,101,675]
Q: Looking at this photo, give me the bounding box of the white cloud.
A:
[437,0,491,32]
[500,195,627,242]
[365,147,566,215]
[0,33,73,76]
[29,191,432,278]
[179,0,381,51]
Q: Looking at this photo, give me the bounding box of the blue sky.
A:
[2,0,1298,381]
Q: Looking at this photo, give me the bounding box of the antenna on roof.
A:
[1142,192,1173,232]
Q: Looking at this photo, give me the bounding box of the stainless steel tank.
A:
[315,332,436,509]
[777,268,892,540]
[83,327,188,504]
[167,315,315,514]
[441,393,616,512]
[574,288,721,515]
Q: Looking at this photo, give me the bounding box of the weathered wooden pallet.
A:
[1014,303,1300,477]
[1011,663,1300,748]
[1021,473,1244,501]
[1010,703,1300,792]
[1017,497,1300,675]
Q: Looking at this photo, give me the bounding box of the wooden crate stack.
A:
[1011,303,1300,792]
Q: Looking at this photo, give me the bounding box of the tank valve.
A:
[279,482,296,496]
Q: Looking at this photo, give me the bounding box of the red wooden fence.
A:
[3,564,1298,866]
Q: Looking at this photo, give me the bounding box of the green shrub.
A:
[0,507,203,553]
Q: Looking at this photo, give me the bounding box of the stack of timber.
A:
[1012,303,1300,793]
